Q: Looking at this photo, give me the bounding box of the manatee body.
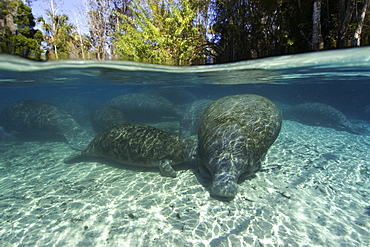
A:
[284,102,362,134]
[0,100,92,150]
[198,94,282,198]
[53,97,92,127]
[91,105,126,132]
[180,99,213,137]
[106,93,180,123]
[150,87,197,105]
[66,123,197,177]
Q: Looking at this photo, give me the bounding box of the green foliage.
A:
[211,0,370,62]
[0,0,43,60]
[37,12,77,59]
[113,0,209,65]
[3,0,370,62]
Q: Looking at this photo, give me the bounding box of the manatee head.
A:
[207,152,245,198]
[211,173,238,198]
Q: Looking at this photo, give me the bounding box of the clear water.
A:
[0,48,369,246]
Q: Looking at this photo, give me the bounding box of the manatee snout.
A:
[212,173,238,198]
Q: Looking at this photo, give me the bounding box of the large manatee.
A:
[198,94,282,198]
[65,123,197,177]
[0,100,92,150]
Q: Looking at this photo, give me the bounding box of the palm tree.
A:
[37,12,75,59]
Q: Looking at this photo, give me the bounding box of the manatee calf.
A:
[65,123,197,177]
[198,94,282,198]
[283,102,363,134]
[0,100,92,150]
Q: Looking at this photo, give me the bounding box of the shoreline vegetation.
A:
[1,0,369,65]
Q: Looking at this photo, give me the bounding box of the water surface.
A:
[0,48,369,246]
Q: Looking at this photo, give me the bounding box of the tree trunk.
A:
[311,0,323,51]
[46,0,59,59]
[353,0,369,46]
[338,0,356,48]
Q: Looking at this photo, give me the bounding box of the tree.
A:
[113,0,210,65]
[210,0,370,62]
[337,0,356,47]
[65,31,91,59]
[311,0,324,50]
[37,0,76,59]
[37,14,75,59]
[353,0,369,46]
[86,0,131,60]
[0,0,43,59]
[211,0,296,62]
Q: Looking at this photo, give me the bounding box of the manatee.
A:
[0,100,92,150]
[149,87,197,105]
[198,94,282,198]
[65,123,197,177]
[106,93,181,123]
[53,97,93,127]
[180,99,213,137]
[283,102,363,134]
[91,105,126,132]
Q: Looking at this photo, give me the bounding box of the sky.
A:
[29,0,89,33]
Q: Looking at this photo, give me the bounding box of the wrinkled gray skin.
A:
[0,100,92,150]
[66,123,197,177]
[283,102,363,134]
[198,94,282,198]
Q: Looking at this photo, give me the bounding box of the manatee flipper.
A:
[159,159,177,178]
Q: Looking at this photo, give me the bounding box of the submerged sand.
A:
[0,120,369,246]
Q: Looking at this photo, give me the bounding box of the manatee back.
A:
[283,102,364,134]
[0,100,91,150]
[198,94,282,174]
[84,123,195,166]
[106,93,181,123]
[0,100,70,133]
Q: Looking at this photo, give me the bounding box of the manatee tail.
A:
[344,121,369,135]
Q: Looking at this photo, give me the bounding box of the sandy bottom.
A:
[0,120,369,246]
